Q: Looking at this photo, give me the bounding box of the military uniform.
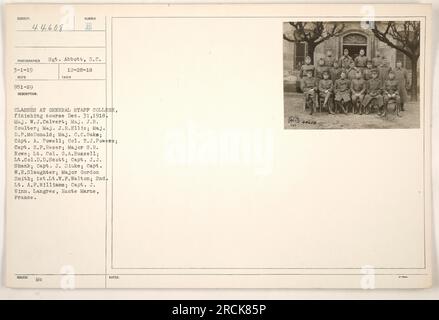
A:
[299,63,315,78]
[382,78,401,116]
[354,55,368,69]
[363,78,383,109]
[318,78,333,93]
[393,67,410,104]
[330,67,343,82]
[378,64,391,84]
[318,78,334,113]
[346,67,358,81]
[315,65,330,80]
[324,55,336,68]
[301,76,317,92]
[351,78,366,112]
[383,78,401,104]
[301,76,318,113]
[362,67,376,81]
[339,55,354,70]
[372,56,385,69]
[334,78,351,102]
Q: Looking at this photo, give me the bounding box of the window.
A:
[342,33,368,60]
[295,42,307,69]
[343,33,367,45]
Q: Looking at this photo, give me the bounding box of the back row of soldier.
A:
[299,48,411,117]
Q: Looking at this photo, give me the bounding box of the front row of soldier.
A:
[301,67,401,117]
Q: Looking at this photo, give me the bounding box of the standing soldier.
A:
[378,57,391,85]
[339,48,354,71]
[334,71,351,114]
[393,60,410,111]
[318,70,334,114]
[346,61,358,81]
[330,60,343,82]
[299,56,315,79]
[362,59,375,81]
[350,70,367,114]
[315,58,329,80]
[372,50,385,69]
[363,69,383,114]
[354,48,368,72]
[324,49,336,68]
[382,70,401,117]
[300,69,318,115]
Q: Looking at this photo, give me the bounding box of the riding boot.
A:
[328,102,335,114]
[381,103,387,118]
[341,102,347,114]
[377,105,383,116]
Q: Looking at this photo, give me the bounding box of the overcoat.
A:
[393,67,410,103]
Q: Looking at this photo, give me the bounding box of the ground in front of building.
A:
[284,92,420,129]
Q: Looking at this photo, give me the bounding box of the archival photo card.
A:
[283,20,422,129]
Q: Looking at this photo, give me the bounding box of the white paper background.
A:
[0,0,438,299]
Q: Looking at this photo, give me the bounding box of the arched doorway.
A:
[342,33,368,60]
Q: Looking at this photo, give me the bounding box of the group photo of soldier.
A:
[300,48,409,117]
[283,21,421,129]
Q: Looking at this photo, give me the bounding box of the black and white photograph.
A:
[283,20,421,129]
[1,2,436,298]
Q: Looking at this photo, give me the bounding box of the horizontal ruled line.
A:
[15,62,106,65]
[112,15,426,19]
[14,273,430,276]
[15,78,106,81]
[15,46,106,49]
[111,266,428,270]
[16,30,105,32]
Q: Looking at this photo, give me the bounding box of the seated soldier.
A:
[350,70,366,114]
[334,71,350,114]
[382,70,401,117]
[362,69,383,114]
[318,70,334,114]
[300,69,318,115]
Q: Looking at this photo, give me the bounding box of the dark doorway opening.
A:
[343,45,367,60]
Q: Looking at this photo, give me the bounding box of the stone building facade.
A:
[283,21,415,91]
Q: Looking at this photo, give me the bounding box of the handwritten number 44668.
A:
[32,24,63,32]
